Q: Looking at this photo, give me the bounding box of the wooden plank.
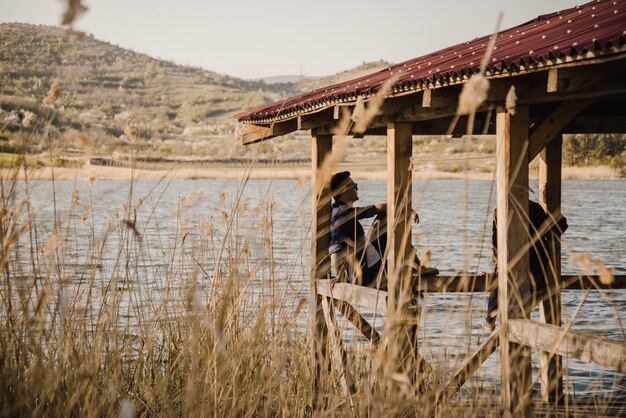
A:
[319,275,626,300]
[496,105,533,417]
[333,300,381,343]
[240,123,272,145]
[417,273,495,293]
[240,119,300,144]
[528,99,593,159]
[509,319,626,372]
[299,108,335,130]
[321,296,354,396]
[422,89,431,108]
[547,68,558,93]
[442,331,500,397]
[538,136,563,403]
[561,274,626,290]
[317,280,388,314]
[311,130,332,401]
[317,123,387,136]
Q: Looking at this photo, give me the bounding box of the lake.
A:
[9,178,626,396]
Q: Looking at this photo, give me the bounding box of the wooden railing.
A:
[317,274,626,311]
[317,273,626,402]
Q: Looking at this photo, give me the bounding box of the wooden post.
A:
[321,296,354,396]
[538,136,564,403]
[384,122,426,387]
[311,129,332,402]
[386,122,413,303]
[496,106,533,417]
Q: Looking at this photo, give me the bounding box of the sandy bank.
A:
[2,164,622,181]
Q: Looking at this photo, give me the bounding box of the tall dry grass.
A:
[0,89,507,417]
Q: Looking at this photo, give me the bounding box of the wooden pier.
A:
[236,1,626,414]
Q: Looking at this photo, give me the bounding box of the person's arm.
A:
[356,203,386,220]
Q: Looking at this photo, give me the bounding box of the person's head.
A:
[331,171,358,203]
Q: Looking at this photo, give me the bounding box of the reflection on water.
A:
[11,178,626,396]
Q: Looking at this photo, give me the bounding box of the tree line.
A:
[563,134,625,171]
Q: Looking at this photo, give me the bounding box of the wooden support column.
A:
[386,122,413,302]
[321,297,354,396]
[311,129,332,401]
[384,122,427,388]
[496,106,533,417]
[538,136,564,403]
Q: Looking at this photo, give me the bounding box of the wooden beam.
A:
[321,296,354,396]
[316,124,386,136]
[375,107,626,138]
[416,273,496,293]
[333,300,381,343]
[547,68,558,93]
[317,280,388,314]
[496,105,533,416]
[422,89,431,108]
[239,123,273,145]
[538,136,564,403]
[384,121,428,390]
[509,319,626,372]
[240,119,300,144]
[311,130,333,402]
[386,122,414,296]
[299,108,335,131]
[528,99,593,159]
[561,274,626,290]
[311,131,333,281]
[413,117,475,136]
[443,331,500,397]
[319,275,626,301]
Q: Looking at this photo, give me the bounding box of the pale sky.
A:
[2,0,584,79]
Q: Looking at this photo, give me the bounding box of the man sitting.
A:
[329,171,437,289]
[483,200,568,330]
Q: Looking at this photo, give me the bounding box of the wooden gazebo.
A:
[235,0,626,414]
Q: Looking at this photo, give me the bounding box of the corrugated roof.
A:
[235,0,626,124]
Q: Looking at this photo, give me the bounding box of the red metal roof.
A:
[235,0,626,123]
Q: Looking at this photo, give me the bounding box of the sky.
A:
[1,0,585,79]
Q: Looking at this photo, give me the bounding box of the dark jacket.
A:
[492,200,568,290]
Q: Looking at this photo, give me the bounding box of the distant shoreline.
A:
[2,164,622,181]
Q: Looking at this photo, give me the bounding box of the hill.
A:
[251,75,316,84]
[295,60,392,92]
[254,60,391,88]
[0,23,300,162]
[1,24,622,176]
